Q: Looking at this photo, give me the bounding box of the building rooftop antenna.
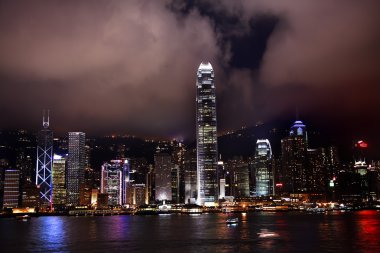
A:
[43,109,50,129]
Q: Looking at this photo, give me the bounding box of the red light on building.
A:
[357,140,368,148]
[275,183,283,187]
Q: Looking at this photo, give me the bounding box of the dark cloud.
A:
[0,0,379,143]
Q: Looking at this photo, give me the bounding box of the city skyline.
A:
[0,0,378,145]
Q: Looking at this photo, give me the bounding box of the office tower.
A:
[91,189,98,206]
[132,184,147,206]
[79,184,92,206]
[146,165,155,203]
[3,169,20,208]
[17,150,33,187]
[35,112,53,207]
[233,157,249,198]
[52,154,67,207]
[171,140,186,204]
[130,158,150,186]
[352,140,369,201]
[97,193,109,209]
[326,146,340,179]
[154,153,173,201]
[248,159,256,196]
[219,178,226,199]
[307,148,327,194]
[66,132,86,206]
[281,120,308,194]
[196,62,218,206]
[353,140,368,175]
[21,183,40,208]
[217,160,225,199]
[101,159,129,206]
[171,165,179,203]
[184,148,197,204]
[254,139,274,196]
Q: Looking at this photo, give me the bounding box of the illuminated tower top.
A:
[289,120,306,137]
[197,62,214,74]
[42,110,50,129]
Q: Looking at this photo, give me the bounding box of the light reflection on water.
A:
[0,211,379,252]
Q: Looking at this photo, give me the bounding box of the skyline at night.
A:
[1,2,380,252]
[0,0,379,145]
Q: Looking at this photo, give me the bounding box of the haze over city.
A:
[1,2,380,252]
[0,0,379,144]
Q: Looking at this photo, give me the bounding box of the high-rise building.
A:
[171,140,186,204]
[132,184,147,206]
[307,148,327,193]
[154,153,173,201]
[184,148,197,204]
[224,158,250,198]
[196,62,218,206]
[234,161,250,198]
[52,154,66,207]
[254,139,274,196]
[66,132,86,206]
[171,165,179,203]
[353,140,369,201]
[100,159,129,206]
[217,160,225,199]
[281,120,308,194]
[3,169,20,208]
[35,112,53,207]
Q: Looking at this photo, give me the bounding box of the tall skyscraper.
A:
[307,148,327,193]
[52,154,67,207]
[154,153,173,201]
[281,120,308,194]
[254,139,274,196]
[35,111,53,207]
[224,158,250,198]
[171,140,186,204]
[101,159,129,206]
[196,62,218,206]
[184,148,197,204]
[66,132,86,206]
[234,161,250,197]
[171,165,180,203]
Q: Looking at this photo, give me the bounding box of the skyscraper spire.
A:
[42,109,50,129]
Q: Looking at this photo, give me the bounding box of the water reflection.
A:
[356,210,380,250]
[1,211,379,252]
[35,216,68,251]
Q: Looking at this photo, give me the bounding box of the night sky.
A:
[0,0,379,145]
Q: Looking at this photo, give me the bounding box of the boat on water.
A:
[258,229,279,238]
[16,215,31,221]
[226,218,239,224]
[306,207,327,213]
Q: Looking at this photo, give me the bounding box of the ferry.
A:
[16,215,31,221]
[258,229,279,238]
[226,218,239,224]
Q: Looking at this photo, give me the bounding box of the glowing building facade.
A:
[196,62,218,205]
[66,132,86,206]
[3,169,20,208]
[101,159,129,206]
[254,139,274,196]
[35,112,53,206]
[52,154,67,206]
[281,121,308,193]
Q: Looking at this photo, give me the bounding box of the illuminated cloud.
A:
[0,0,379,139]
